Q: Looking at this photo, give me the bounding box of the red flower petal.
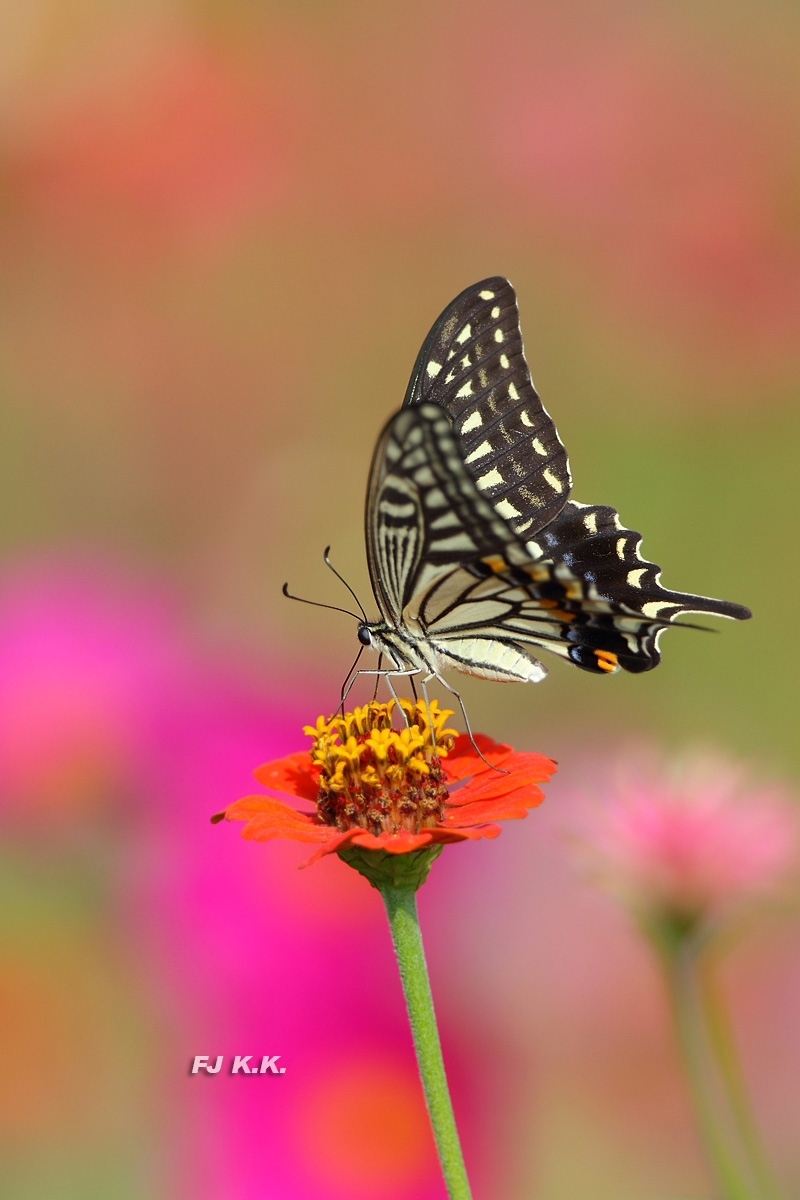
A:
[299,828,367,866]
[445,786,545,826]
[433,824,502,842]
[225,794,332,844]
[450,752,556,806]
[443,733,514,781]
[346,826,503,853]
[301,823,504,867]
[252,751,320,801]
[351,830,437,855]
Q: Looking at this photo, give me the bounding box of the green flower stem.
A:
[699,957,785,1200]
[380,882,473,1200]
[661,939,755,1200]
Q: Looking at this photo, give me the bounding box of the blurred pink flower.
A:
[0,554,188,825]
[0,553,463,1197]
[567,749,798,933]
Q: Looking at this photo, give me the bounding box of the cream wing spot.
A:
[412,465,436,486]
[520,410,533,427]
[627,568,646,587]
[499,353,510,368]
[381,499,416,517]
[542,468,563,493]
[456,323,472,345]
[464,440,493,464]
[494,328,504,343]
[508,382,519,400]
[642,600,672,618]
[460,410,483,434]
[427,532,475,552]
[478,289,495,300]
[495,498,521,519]
[583,512,598,534]
[429,512,461,530]
[455,381,473,398]
[616,537,627,560]
[476,467,504,489]
[426,361,442,378]
[532,438,547,456]
[491,306,500,318]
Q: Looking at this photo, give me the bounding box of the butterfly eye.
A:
[357,624,373,647]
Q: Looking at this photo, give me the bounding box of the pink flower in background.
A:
[567,749,798,932]
[0,555,188,825]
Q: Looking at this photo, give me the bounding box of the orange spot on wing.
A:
[594,650,618,672]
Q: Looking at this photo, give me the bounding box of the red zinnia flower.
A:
[215,700,556,878]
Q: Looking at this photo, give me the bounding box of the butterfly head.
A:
[357,622,373,647]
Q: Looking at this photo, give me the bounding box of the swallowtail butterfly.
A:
[356,277,750,694]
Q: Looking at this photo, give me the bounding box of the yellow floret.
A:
[306,699,457,795]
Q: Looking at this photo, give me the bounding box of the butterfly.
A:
[351,277,750,706]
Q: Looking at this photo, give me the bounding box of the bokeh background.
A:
[1,2,799,1197]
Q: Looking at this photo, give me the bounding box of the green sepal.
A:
[337,843,444,891]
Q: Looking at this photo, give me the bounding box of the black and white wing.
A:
[365,403,534,628]
[505,499,752,672]
[403,276,571,539]
[366,405,751,677]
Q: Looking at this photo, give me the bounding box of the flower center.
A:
[304,700,457,836]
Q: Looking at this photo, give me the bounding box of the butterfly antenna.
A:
[323,546,368,621]
[281,582,361,622]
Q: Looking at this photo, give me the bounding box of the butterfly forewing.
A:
[403,277,571,539]
[365,406,750,677]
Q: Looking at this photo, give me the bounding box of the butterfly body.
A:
[358,278,750,692]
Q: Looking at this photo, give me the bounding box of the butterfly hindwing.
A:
[519,500,752,670]
[403,277,572,539]
[365,405,750,677]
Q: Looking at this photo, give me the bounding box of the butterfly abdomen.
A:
[428,636,548,683]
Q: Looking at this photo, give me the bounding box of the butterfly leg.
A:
[337,645,368,717]
[370,653,384,702]
[424,672,509,776]
[339,668,419,725]
[383,670,413,726]
[419,675,439,761]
